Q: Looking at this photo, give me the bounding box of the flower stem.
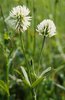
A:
[32,0,36,64]
[39,35,46,64]
[25,0,29,53]
[19,32,28,66]
[19,32,24,52]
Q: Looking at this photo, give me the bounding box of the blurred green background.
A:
[0,0,65,100]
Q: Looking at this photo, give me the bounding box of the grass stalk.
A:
[25,0,29,53]
[0,5,8,32]
[32,0,36,61]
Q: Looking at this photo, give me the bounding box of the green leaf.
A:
[53,82,65,91]
[14,69,22,78]
[40,67,51,77]
[20,66,31,87]
[31,76,43,88]
[31,67,51,88]
[4,33,10,40]
[9,74,22,83]
[54,65,65,73]
[0,80,10,96]
[14,69,31,87]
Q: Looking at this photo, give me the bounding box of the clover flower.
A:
[6,5,31,32]
[36,19,56,37]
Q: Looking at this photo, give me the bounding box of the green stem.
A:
[39,35,46,64]
[5,61,10,100]
[32,0,36,61]
[31,89,37,100]
[19,32,24,52]
[25,1,29,53]
[19,32,28,66]
[6,64,9,84]
[26,0,28,5]
[0,5,8,32]
[6,94,9,100]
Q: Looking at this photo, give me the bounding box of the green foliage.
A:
[0,80,9,96]
[0,0,65,100]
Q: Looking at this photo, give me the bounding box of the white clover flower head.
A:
[6,5,31,32]
[36,19,56,37]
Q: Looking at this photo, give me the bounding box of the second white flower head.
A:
[6,5,31,32]
[36,19,56,37]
